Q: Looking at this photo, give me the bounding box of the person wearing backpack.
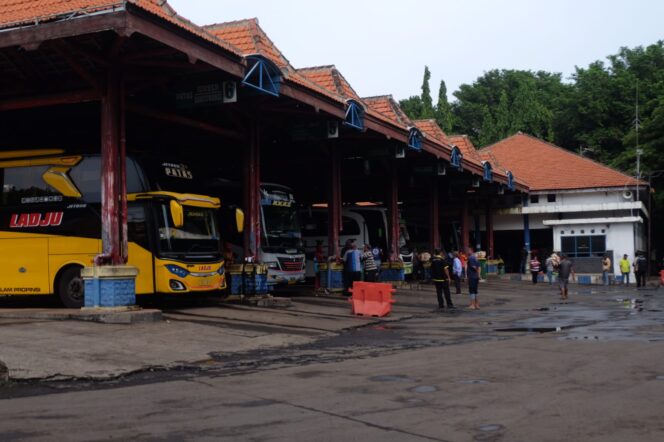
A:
[634,253,648,288]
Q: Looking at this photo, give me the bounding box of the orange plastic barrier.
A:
[348,281,395,317]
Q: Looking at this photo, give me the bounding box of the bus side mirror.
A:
[235,208,245,233]
[170,200,184,228]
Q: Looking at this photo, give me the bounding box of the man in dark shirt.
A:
[634,253,648,288]
[558,255,575,301]
[467,248,480,309]
[431,249,454,309]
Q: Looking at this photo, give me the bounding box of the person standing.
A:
[467,248,480,309]
[343,242,362,294]
[601,254,612,286]
[459,251,468,281]
[371,245,383,273]
[634,253,648,288]
[545,254,554,284]
[530,255,541,284]
[558,255,575,301]
[431,249,454,309]
[619,254,631,286]
[362,243,378,282]
[452,252,463,294]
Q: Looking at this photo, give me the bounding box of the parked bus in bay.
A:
[0,150,242,308]
[205,180,306,287]
[299,206,414,277]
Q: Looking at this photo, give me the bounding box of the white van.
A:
[300,207,413,277]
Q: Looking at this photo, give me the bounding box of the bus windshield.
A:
[262,204,302,250]
[157,203,220,257]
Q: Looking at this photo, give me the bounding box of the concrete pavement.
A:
[1,279,663,441]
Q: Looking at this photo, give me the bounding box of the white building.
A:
[478,133,648,281]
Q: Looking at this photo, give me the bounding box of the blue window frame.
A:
[561,235,606,258]
[450,146,463,170]
[344,100,365,131]
[407,127,423,151]
[483,161,493,182]
[242,55,282,97]
[507,171,515,190]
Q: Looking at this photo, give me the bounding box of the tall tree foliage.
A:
[399,41,664,258]
[451,69,565,146]
[436,80,454,133]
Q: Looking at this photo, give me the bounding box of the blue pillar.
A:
[522,195,530,251]
[523,215,531,251]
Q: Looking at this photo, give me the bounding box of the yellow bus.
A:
[0,150,241,307]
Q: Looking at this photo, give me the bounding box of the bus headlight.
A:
[266,262,279,270]
[217,265,225,275]
[166,264,189,278]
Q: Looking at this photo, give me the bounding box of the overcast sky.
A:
[169,0,664,102]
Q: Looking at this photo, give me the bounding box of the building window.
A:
[530,195,539,204]
[547,194,556,203]
[561,235,606,258]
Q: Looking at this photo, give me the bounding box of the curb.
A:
[0,309,162,324]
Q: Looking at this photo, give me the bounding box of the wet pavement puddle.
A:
[408,385,438,393]
[370,375,415,383]
[478,424,504,432]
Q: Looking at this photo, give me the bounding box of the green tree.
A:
[451,69,566,146]
[435,79,454,132]
[421,66,435,119]
[399,95,424,120]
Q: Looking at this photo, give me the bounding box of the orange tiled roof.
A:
[479,133,641,191]
[413,119,450,145]
[204,18,290,68]
[0,0,242,55]
[448,134,485,169]
[297,65,362,101]
[363,95,414,128]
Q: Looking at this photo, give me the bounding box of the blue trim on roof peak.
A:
[450,146,463,170]
[344,99,365,131]
[242,55,282,97]
[482,161,493,182]
[407,127,423,151]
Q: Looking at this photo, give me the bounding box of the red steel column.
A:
[243,119,261,259]
[100,69,123,265]
[461,200,470,252]
[430,177,440,251]
[389,160,400,260]
[327,148,341,259]
[486,200,494,258]
[119,77,128,264]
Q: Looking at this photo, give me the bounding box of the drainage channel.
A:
[494,325,577,333]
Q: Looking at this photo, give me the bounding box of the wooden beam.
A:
[0,12,127,50]
[122,47,180,62]
[125,103,245,141]
[125,12,244,77]
[0,89,101,111]
[50,40,101,91]
[280,83,345,119]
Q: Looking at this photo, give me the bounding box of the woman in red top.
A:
[530,255,541,284]
[459,252,468,281]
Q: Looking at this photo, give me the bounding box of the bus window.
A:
[127,204,149,250]
[2,166,62,206]
[156,203,220,255]
[341,216,360,235]
[68,157,146,203]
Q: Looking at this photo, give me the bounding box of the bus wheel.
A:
[57,266,85,309]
